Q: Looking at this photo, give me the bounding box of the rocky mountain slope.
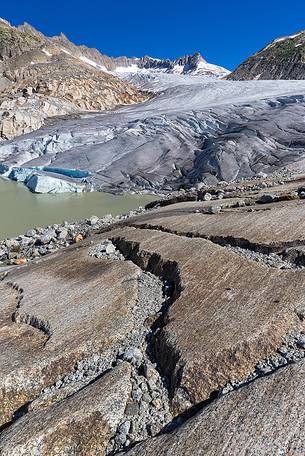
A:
[45,29,229,78]
[0,18,148,140]
[0,175,305,454]
[228,30,305,80]
[0,17,230,142]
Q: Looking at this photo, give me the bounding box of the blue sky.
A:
[2,0,305,70]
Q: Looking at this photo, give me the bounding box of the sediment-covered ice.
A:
[2,78,305,191]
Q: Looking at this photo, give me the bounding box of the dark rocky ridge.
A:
[228,30,305,80]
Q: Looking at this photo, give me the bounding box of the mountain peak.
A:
[17,22,46,39]
[52,31,71,43]
[192,51,205,61]
[112,52,229,78]
[0,16,229,81]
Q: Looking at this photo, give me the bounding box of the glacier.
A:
[2,77,305,192]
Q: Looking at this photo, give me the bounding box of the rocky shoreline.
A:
[0,169,302,269]
[0,207,146,268]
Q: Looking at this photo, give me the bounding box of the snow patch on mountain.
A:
[42,48,52,57]
[110,53,230,80]
[264,31,305,51]
[114,64,142,73]
[79,55,108,71]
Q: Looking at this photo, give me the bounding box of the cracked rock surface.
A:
[124,359,305,456]
[133,196,305,252]
[0,179,305,454]
[0,240,141,426]
[110,226,305,414]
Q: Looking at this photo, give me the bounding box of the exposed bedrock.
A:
[1,189,305,454]
[133,198,305,253]
[0,364,132,456]
[0,242,141,426]
[110,226,305,413]
[0,236,173,454]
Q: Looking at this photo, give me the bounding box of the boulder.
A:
[258,193,278,204]
[37,228,56,244]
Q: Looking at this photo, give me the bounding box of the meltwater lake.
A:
[0,178,156,239]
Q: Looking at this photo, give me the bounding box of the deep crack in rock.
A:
[7,280,52,338]
[130,222,305,269]
[109,231,305,446]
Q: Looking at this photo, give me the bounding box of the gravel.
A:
[27,263,173,454]
[88,240,125,261]
[228,246,303,270]
[0,207,146,266]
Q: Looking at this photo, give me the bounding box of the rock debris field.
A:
[0,174,305,455]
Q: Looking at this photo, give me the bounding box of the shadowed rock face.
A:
[228,30,305,80]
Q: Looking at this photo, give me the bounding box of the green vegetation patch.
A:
[266,40,305,58]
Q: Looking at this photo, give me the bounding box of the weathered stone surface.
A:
[134,199,305,251]
[110,226,305,412]
[0,239,140,426]
[0,94,77,141]
[0,363,131,456]
[125,360,305,456]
